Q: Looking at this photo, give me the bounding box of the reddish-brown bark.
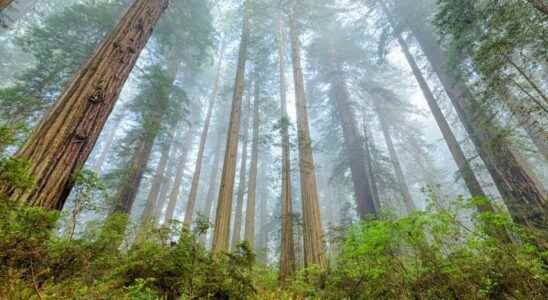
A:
[0,0,169,210]
[288,0,326,268]
[212,0,252,252]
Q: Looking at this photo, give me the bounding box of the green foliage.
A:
[0,157,35,190]
[1,196,547,299]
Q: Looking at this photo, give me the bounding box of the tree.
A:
[375,103,415,213]
[244,72,261,248]
[381,1,548,234]
[163,122,197,223]
[0,0,169,210]
[183,42,226,227]
[277,13,296,282]
[288,0,326,267]
[231,94,251,250]
[212,0,252,252]
[379,23,491,211]
[112,65,184,216]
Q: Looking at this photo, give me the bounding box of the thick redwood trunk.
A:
[183,44,225,227]
[393,31,491,212]
[231,96,251,250]
[376,109,415,213]
[0,0,169,210]
[288,0,326,268]
[407,18,547,230]
[244,76,260,247]
[278,15,296,282]
[212,0,252,252]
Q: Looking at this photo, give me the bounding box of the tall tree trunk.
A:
[0,0,169,210]
[362,117,381,210]
[198,136,223,245]
[376,108,415,213]
[393,31,492,212]
[398,11,548,231]
[244,74,260,248]
[256,173,269,263]
[140,135,173,224]
[212,0,252,252]
[231,95,251,250]
[183,43,225,228]
[277,14,296,282]
[526,0,548,15]
[288,0,326,268]
[327,45,377,219]
[113,123,160,214]
[163,125,195,223]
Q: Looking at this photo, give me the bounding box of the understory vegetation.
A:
[1,192,546,299]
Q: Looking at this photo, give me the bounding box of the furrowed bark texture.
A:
[244,75,260,247]
[184,50,224,228]
[278,15,296,282]
[212,0,252,252]
[0,0,169,210]
[288,0,326,268]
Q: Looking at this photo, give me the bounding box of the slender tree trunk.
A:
[278,14,296,282]
[393,31,492,212]
[198,136,223,245]
[404,15,547,230]
[0,0,169,210]
[244,74,260,248]
[231,95,251,250]
[362,117,381,211]
[154,177,172,224]
[376,108,415,213]
[526,0,548,15]
[327,44,377,219]
[288,0,326,268]
[113,123,160,214]
[212,0,252,252]
[163,126,195,223]
[184,43,225,228]
[140,134,174,224]
[256,174,269,263]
